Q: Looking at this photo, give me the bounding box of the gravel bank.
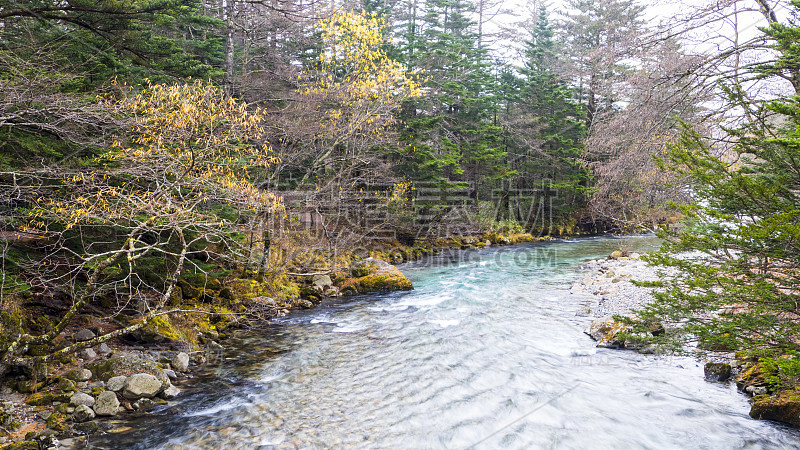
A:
[570,253,662,318]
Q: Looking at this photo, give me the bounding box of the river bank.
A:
[84,235,800,448]
[0,231,548,448]
[573,248,800,430]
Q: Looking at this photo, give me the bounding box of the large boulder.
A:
[312,275,333,291]
[749,390,800,427]
[122,374,164,400]
[93,391,120,416]
[340,258,413,294]
[585,316,630,348]
[87,354,166,384]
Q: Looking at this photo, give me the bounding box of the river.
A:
[95,236,800,449]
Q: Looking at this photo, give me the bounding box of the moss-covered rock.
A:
[25,392,54,406]
[749,389,800,426]
[46,411,68,431]
[737,362,768,392]
[0,442,38,450]
[704,362,732,382]
[340,258,413,294]
[87,354,165,382]
[58,377,76,392]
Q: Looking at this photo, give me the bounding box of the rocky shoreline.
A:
[573,250,800,429]
[0,232,549,449]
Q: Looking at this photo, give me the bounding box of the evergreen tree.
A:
[396,0,504,200]
[511,6,587,231]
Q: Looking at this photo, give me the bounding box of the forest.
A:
[2,0,800,444]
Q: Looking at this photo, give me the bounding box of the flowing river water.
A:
[95,236,800,449]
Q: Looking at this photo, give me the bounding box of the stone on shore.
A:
[171,352,190,372]
[97,343,112,354]
[93,391,120,416]
[73,329,96,342]
[78,348,97,360]
[341,258,413,294]
[122,374,164,400]
[749,391,800,427]
[585,316,629,348]
[312,274,333,291]
[106,376,127,392]
[66,368,92,382]
[69,392,95,408]
[72,404,95,422]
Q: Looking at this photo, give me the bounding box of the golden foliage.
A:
[31,80,283,232]
[299,11,422,141]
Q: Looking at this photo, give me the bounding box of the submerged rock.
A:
[704,362,732,382]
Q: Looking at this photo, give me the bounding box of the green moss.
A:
[148,315,183,342]
[0,441,38,450]
[46,411,68,432]
[25,392,54,406]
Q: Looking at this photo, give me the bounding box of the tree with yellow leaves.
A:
[271,10,421,189]
[1,80,282,374]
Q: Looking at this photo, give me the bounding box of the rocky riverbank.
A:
[0,232,548,448]
[573,250,800,429]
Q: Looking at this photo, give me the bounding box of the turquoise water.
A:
[96,236,800,449]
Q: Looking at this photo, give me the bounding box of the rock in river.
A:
[704,362,732,382]
[585,316,629,348]
[171,352,190,372]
